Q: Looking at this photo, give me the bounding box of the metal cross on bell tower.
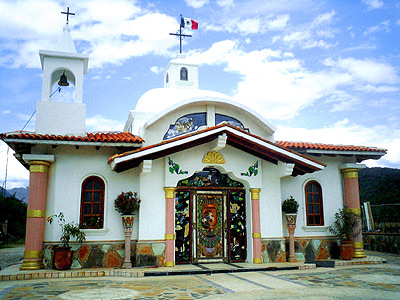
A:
[169,15,192,54]
[61,7,75,24]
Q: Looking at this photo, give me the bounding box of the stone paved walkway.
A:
[0,251,398,299]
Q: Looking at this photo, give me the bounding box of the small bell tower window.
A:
[166,73,169,84]
[180,67,188,81]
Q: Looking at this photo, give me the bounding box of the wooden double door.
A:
[175,189,247,264]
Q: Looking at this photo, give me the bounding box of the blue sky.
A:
[1,0,399,188]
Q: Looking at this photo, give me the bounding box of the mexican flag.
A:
[181,16,198,30]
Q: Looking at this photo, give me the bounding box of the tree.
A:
[0,191,27,240]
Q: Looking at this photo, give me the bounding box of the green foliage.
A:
[359,167,400,222]
[114,191,141,215]
[282,196,299,214]
[328,207,360,241]
[0,192,27,239]
[47,212,85,247]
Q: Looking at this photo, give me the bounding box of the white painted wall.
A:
[281,156,346,237]
[137,157,165,240]
[44,145,140,244]
[36,101,86,136]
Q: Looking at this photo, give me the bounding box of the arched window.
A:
[180,67,188,81]
[80,176,105,229]
[305,181,324,226]
[166,72,169,84]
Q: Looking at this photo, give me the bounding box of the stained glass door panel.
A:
[228,190,247,262]
[175,191,191,263]
[193,191,227,263]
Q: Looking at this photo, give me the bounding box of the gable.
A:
[109,124,325,176]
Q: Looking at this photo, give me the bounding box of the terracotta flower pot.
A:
[340,240,353,260]
[53,246,73,270]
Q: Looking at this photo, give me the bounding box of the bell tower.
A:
[36,11,89,136]
[164,54,199,90]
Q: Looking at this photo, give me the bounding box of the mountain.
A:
[0,187,12,198]
[8,188,29,203]
[0,187,29,203]
[359,167,400,222]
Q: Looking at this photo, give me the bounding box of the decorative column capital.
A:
[164,187,177,199]
[249,188,261,200]
[29,160,51,173]
[340,163,365,179]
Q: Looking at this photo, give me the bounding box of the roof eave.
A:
[2,138,143,148]
[110,125,325,175]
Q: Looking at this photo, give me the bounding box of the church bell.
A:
[58,71,69,86]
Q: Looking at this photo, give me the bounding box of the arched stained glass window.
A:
[80,176,105,229]
[305,181,324,226]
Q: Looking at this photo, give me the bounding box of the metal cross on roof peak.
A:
[169,15,192,54]
[61,7,75,24]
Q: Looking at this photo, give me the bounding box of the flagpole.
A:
[179,25,182,54]
[169,15,193,54]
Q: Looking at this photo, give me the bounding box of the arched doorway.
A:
[175,167,246,264]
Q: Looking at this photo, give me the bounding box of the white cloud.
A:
[217,0,234,8]
[237,19,261,35]
[2,110,11,114]
[190,40,353,119]
[364,20,390,35]
[0,142,29,189]
[86,115,125,132]
[325,57,399,85]
[358,85,399,93]
[268,15,290,31]
[185,0,209,9]
[190,40,399,119]
[150,66,163,74]
[311,10,336,28]
[0,1,180,69]
[280,11,337,49]
[363,0,384,10]
[274,120,399,168]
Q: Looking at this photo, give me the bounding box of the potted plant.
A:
[282,196,299,262]
[282,196,299,225]
[114,191,141,216]
[328,206,360,260]
[114,191,141,268]
[47,212,86,270]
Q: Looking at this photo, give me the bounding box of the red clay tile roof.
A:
[276,141,387,153]
[0,131,143,143]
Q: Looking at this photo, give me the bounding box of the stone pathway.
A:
[0,246,23,270]
[0,263,399,299]
[0,250,399,299]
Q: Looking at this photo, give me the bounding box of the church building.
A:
[1,21,387,270]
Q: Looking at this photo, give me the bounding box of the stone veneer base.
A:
[43,240,166,269]
[261,237,340,263]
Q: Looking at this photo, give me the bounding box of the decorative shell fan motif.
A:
[202,152,225,164]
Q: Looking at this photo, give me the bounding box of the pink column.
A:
[287,224,297,262]
[341,166,365,258]
[164,187,176,267]
[21,160,51,270]
[250,188,262,264]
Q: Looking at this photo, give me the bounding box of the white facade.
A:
[2,25,386,269]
